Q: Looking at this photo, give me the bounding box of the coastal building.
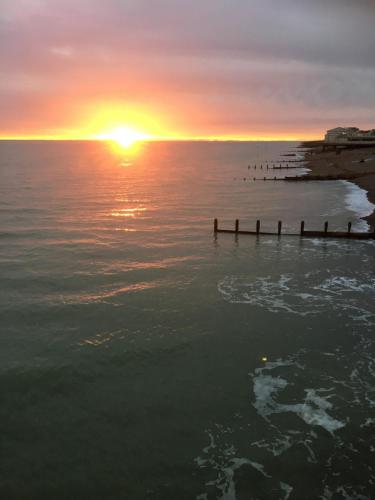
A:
[325,127,375,144]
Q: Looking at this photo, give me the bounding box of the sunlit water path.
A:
[0,141,374,499]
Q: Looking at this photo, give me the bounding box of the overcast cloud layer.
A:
[1,0,374,138]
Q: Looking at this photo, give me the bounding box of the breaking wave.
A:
[218,271,375,325]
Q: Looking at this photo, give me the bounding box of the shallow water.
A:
[0,140,374,499]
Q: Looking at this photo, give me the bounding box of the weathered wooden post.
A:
[300,220,305,236]
[214,218,218,233]
[348,222,352,234]
[324,221,328,234]
[278,221,282,235]
[235,219,239,233]
[256,220,260,235]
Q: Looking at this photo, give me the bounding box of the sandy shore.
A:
[303,145,375,229]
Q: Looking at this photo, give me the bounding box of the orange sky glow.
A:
[0,97,319,142]
[1,1,374,142]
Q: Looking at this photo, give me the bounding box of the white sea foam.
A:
[219,458,269,500]
[280,482,293,500]
[307,237,375,250]
[218,271,375,325]
[253,375,288,416]
[340,180,375,231]
[217,275,313,316]
[253,372,345,433]
[252,359,346,434]
[251,435,293,457]
[298,390,345,433]
[315,276,375,294]
[335,486,370,500]
[196,340,375,499]
[195,431,271,500]
[360,418,375,428]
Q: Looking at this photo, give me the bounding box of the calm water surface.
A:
[0,141,374,499]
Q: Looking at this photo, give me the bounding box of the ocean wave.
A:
[218,271,375,325]
[340,180,375,231]
[194,427,275,500]
[253,368,345,434]
[194,343,375,499]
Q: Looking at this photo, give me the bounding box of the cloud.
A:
[0,0,374,137]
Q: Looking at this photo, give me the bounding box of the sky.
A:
[1,0,374,140]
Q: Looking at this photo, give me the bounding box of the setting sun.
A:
[97,127,150,148]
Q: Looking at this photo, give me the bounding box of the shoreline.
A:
[302,144,375,230]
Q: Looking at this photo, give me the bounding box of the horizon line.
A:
[0,136,320,142]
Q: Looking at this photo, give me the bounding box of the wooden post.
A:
[235,219,239,233]
[348,222,352,233]
[278,221,282,235]
[256,220,260,235]
[214,218,218,233]
[300,220,305,236]
[324,221,328,234]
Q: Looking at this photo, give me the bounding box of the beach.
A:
[303,144,375,228]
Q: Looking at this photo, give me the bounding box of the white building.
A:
[325,127,375,144]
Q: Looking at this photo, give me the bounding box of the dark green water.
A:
[0,141,374,499]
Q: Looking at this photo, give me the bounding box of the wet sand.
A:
[303,145,375,228]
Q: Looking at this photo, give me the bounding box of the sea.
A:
[0,140,375,500]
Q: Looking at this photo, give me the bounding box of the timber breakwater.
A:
[214,219,375,240]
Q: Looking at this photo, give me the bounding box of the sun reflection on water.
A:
[111,207,147,218]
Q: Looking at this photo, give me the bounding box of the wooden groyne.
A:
[252,177,284,181]
[272,166,302,170]
[285,171,375,182]
[247,162,305,170]
[241,170,375,182]
[213,219,375,240]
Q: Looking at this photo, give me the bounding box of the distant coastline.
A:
[301,142,375,229]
